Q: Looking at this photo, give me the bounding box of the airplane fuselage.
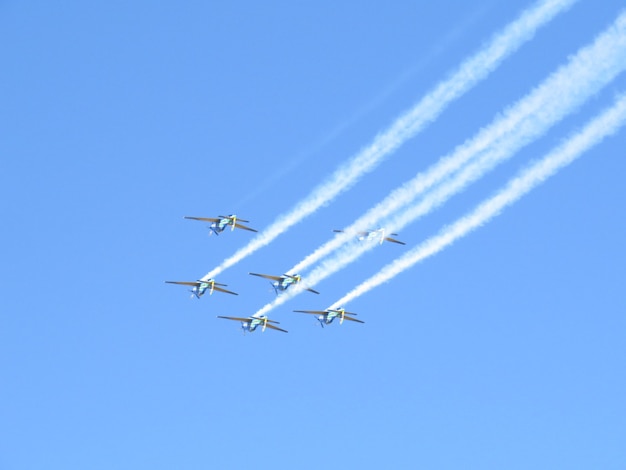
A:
[316,313,333,327]
[192,286,205,298]
[272,275,299,294]
[209,215,240,235]
[358,229,384,243]
[294,308,358,328]
[240,317,265,333]
[317,311,343,327]
[210,218,230,235]
[192,281,214,298]
[277,278,294,290]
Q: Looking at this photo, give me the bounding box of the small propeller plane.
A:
[294,308,364,328]
[165,279,238,299]
[249,272,320,295]
[217,314,288,333]
[184,214,258,236]
[333,228,405,245]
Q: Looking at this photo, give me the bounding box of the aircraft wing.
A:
[249,272,284,282]
[384,236,406,245]
[184,216,220,223]
[282,274,319,293]
[213,286,238,296]
[328,309,358,316]
[234,223,258,232]
[343,315,364,324]
[333,229,371,237]
[165,281,200,287]
[217,315,250,322]
[249,315,281,324]
[263,323,288,333]
[294,310,327,315]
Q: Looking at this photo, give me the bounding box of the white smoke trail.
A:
[332,92,626,308]
[254,11,626,317]
[290,9,626,274]
[202,0,576,281]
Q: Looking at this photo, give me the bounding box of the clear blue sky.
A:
[2,1,625,469]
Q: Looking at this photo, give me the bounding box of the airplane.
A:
[333,228,405,245]
[294,308,364,328]
[184,214,258,236]
[217,314,288,333]
[165,279,238,299]
[249,272,320,295]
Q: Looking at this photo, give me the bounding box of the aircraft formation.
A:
[166,214,405,334]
